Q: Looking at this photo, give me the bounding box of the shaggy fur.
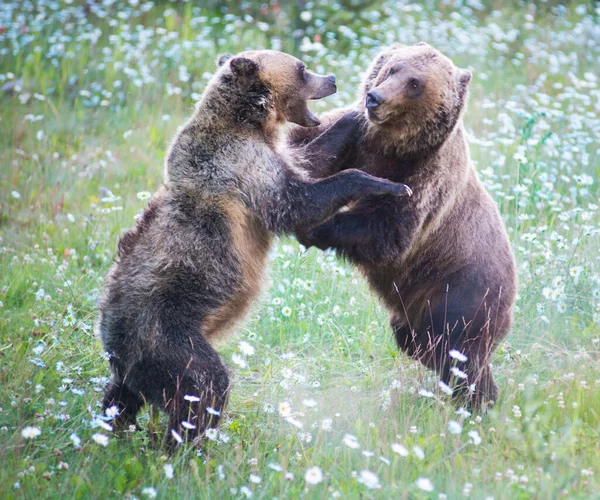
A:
[290,43,517,408]
[97,50,410,446]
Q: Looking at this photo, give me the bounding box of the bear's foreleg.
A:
[300,110,363,178]
[102,379,145,431]
[109,342,230,449]
[255,168,410,235]
[164,359,230,448]
[297,198,418,265]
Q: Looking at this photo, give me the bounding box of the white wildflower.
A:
[342,433,360,449]
[205,428,218,440]
[136,191,151,201]
[391,442,409,456]
[70,433,81,448]
[448,420,463,434]
[285,416,303,429]
[358,470,380,489]
[92,433,109,446]
[418,388,435,398]
[141,487,157,498]
[171,429,183,444]
[412,446,425,460]
[238,341,255,356]
[232,353,247,368]
[449,349,468,362]
[105,405,120,419]
[321,418,333,431]
[305,466,323,485]
[468,429,482,445]
[278,401,291,417]
[416,477,434,492]
[21,426,41,439]
[450,367,468,379]
[438,381,454,395]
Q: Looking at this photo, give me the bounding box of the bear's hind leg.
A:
[441,315,499,410]
[392,311,498,410]
[458,333,499,409]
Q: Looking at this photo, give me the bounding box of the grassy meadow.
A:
[1,0,600,498]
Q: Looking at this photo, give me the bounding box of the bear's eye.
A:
[298,65,306,80]
[408,79,420,90]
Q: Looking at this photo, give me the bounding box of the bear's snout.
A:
[365,91,384,109]
[307,72,337,100]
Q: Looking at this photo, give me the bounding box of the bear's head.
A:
[215,50,337,128]
[360,43,471,153]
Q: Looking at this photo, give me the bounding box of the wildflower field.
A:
[1,0,600,498]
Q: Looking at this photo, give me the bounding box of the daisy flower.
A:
[305,466,323,485]
[278,401,291,417]
[416,477,434,492]
[21,426,41,439]
[92,433,109,446]
[358,470,380,489]
[205,428,218,441]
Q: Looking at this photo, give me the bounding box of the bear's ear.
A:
[414,41,430,47]
[388,43,406,50]
[217,53,233,67]
[457,68,472,104]
[229,57,260,84]
[458,68,472,89]
[362,50,394,93]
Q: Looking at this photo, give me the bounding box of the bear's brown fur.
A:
[290,43,517,408]
[97,50,410,446]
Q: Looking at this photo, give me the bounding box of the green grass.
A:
[1,1,599,498]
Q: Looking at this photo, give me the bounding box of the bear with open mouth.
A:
[97,49,411,447]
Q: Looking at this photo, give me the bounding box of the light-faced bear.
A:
[97,50,411,446]
[289,43,517,408]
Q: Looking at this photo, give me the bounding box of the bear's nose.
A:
[327,75,336,84]
[365,91,383,109]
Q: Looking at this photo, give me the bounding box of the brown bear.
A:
[97,49,411,446]
[290,43,517,408]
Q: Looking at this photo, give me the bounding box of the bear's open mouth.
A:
[284,101,322,127]
[304,106,321,126]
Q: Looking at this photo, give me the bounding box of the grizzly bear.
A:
[290,43,517,408]
[97,50,411,446]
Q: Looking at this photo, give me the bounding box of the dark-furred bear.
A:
[97,50,411,446]
[290,43,517,408]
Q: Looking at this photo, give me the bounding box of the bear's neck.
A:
[192,89,283,146]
